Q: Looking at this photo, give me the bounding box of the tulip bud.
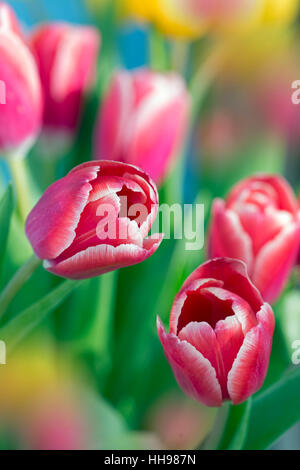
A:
[209,175,300,304]
[157,258,275,407]
[30,23,100,155]
[26,161,163,279]
[0,3,42,157]
[94,69,190,185]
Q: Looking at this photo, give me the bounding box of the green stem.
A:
[0,254,41,318]
[1,279,84,353]
[71,271,118,381]
[149,26,169,71]
[200,403,230,450]
[189,43,225,125]
[8,157,33,224]
[171,39,190,75]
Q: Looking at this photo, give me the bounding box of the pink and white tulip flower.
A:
[30,23,100,152]
[209,175,300,304]
[94,69,190,185]
[26,161,163,279]
[157,258,275,407]
[0,2,42,157]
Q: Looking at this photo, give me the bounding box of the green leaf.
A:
[261,320,291,390]
[67,271,118,384]
[278,291,300,356]
[244,366,300,450]
[0,279,83,352]
[218,399,252,450]
[82,390,160,450]
[0,184,13,280]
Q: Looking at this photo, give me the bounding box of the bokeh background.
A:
[0,0,300,450]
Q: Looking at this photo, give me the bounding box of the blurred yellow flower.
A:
[0,345,73,414]
[215,27,294,81]
[122,0,206,38]
[118,0,299,38]
[122,0,153,21]
[262,0,300,25]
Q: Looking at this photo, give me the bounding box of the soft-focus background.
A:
[1,0,300,450]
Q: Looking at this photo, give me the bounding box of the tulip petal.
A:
[209,199,253,272]
[200,286,257,334]
[157,318,222,407]
[126,95,189,183]
[178,321,229,398]
[252,222,300,303]
[95,70,134,161]
[227,303,274,405]
[26,165,99,260]
[215,315,244,392]
[262,175,299,214]
[169,278,223,334]
[44,234,163,280]
[182,258,263,313]
[31,23,100,133]
[226,175,298,215]
[0,31,42,152]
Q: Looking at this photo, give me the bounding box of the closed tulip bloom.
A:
[94,69,189,185]
[209,175,300,304]
[26,161,163,279]
[30,23,100,150]
[157,258,275,407]
[0,3,42,156]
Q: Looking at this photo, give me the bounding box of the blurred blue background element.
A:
[7,0,90,25]
[7,0,149,68]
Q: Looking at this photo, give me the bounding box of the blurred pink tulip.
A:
[0,2,22,37]
[157,258,275,407]
[188,0,255,21]
[209,175,300,304]
[26,393,87,451]
[94,69,190,185]
[0,2,42,156]
[26,161,163,279]
[147,394,215,449]
[30,23,100,148]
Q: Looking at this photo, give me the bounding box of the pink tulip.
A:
[26,161,163,279]
[30,23,100,146]
[0,2,22,37]
[0,3,42,156]
[94,69,190,185]
[157,258,275,407]
[209,175,300,304]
